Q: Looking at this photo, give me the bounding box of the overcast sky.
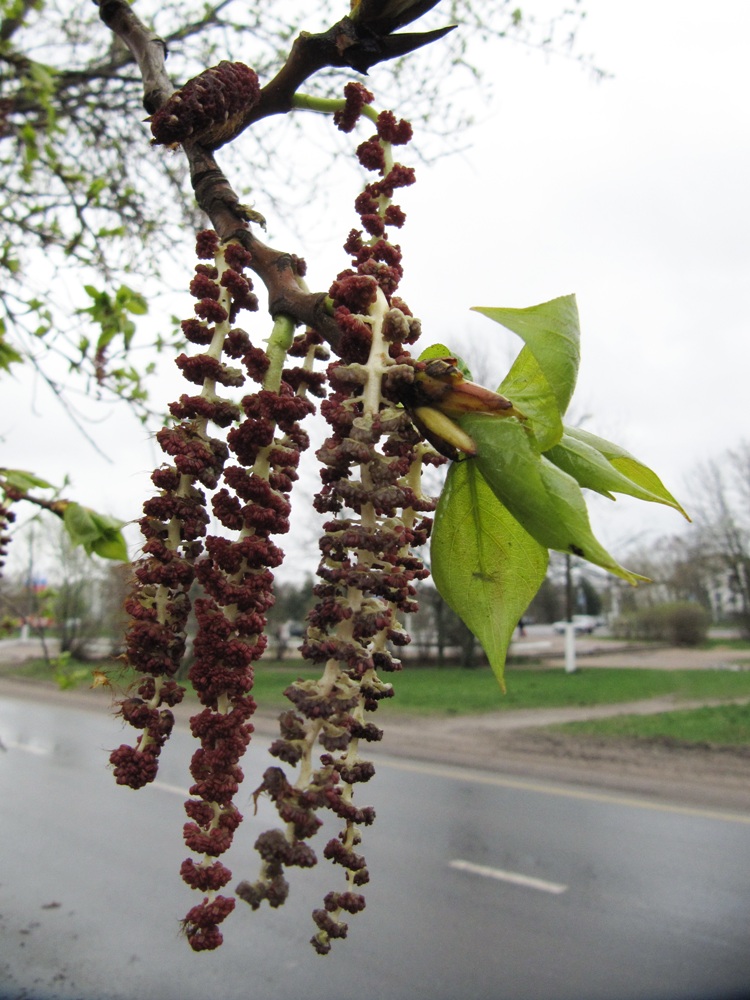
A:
[3,0,749,581]
[397,0,750,553]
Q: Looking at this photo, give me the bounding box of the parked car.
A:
[552,614,601,635]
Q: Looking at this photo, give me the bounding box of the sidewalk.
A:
[4,634,750,671]
[509,635,750,671]
[0,637,62,663]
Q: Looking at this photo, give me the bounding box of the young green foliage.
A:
[460,413,648,584]
[0,469,128,563]
[61,503,128,561]
[555,427,689,517]
[476,296,581,422]
[431,459,548,689]
[0,320,23,372]
[428,294,686,685]
[77,284,149,356]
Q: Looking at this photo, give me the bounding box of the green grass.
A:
[700,637,750,651]
[2,656,85,683]
[245,661,750,715]
[553,703,750,747]
[1,656,310,701]
[7,657,750,720]
[378,666,750,715]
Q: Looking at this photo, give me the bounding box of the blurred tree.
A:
[525,551,606,623]
[525,575,562,623]
[48,520,114,655]
[611,442,750,631]
[686,443,750,631]
[267,577,316,627]
[0,517,125,654]
[411,582,482,666]
[623,535,713,611]
[578,574,602,616]
[265,577,315,658]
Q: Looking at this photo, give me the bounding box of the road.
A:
[1,694,749,1000]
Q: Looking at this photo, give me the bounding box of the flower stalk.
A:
[111,77,441,957]
[237,88,437,954]
[179,245,317,950]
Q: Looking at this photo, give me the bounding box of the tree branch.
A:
[96,0,172,113]
[91,0,354,345]
[0,0,39,44]
[92,0,448,348]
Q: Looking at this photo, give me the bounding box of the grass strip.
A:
[377,666,750,715]
[6,659,750,717]
[551,703,750,747]
[700,637,750,651]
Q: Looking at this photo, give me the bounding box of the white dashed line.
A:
[449,859,568,894]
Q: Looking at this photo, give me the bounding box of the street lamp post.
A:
[564,553,577,674]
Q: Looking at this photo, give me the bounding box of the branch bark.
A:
[93,0,358,345]
[93,0,446,349]
[97,0,173,114]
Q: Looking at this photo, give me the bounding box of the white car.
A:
[552,615,601,635]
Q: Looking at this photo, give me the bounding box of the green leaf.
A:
[432,459,548,687]
[472,294,580,417]
[0,339,23,371]
[88,509,125,534]
[63,503,99,546]
[54,666,91,691]
[564,427,689,520]
[498,345,562,451]
[27,61,57,96]
[458,414,647,584]
[545,432,675,509]
[79,284,146,357]
[117,286,148,316]
[417,343,472,379]
[86,177,107,200]
[91,532,129,562]
[62,503,128,561]
[1,469,56,493]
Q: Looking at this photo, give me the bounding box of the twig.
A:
[92,0,446,349]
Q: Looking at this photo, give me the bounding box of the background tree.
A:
[0,516,128,650]
[687,442,750,631]
[524,551,606,623]
[0,0,595,428]
[46,519,130,655]
[609,443,750,633]
[0,520,54,638]
[410,581,481,665]
[620,535,713,611]
[525,574,562,623]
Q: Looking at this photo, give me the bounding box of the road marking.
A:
[449,859,568,894]
[2,739,50,756]
[377,757,750,826]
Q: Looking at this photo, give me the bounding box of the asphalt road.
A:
[1,695,749,1000]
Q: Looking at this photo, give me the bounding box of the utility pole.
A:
[564,553,577,674]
